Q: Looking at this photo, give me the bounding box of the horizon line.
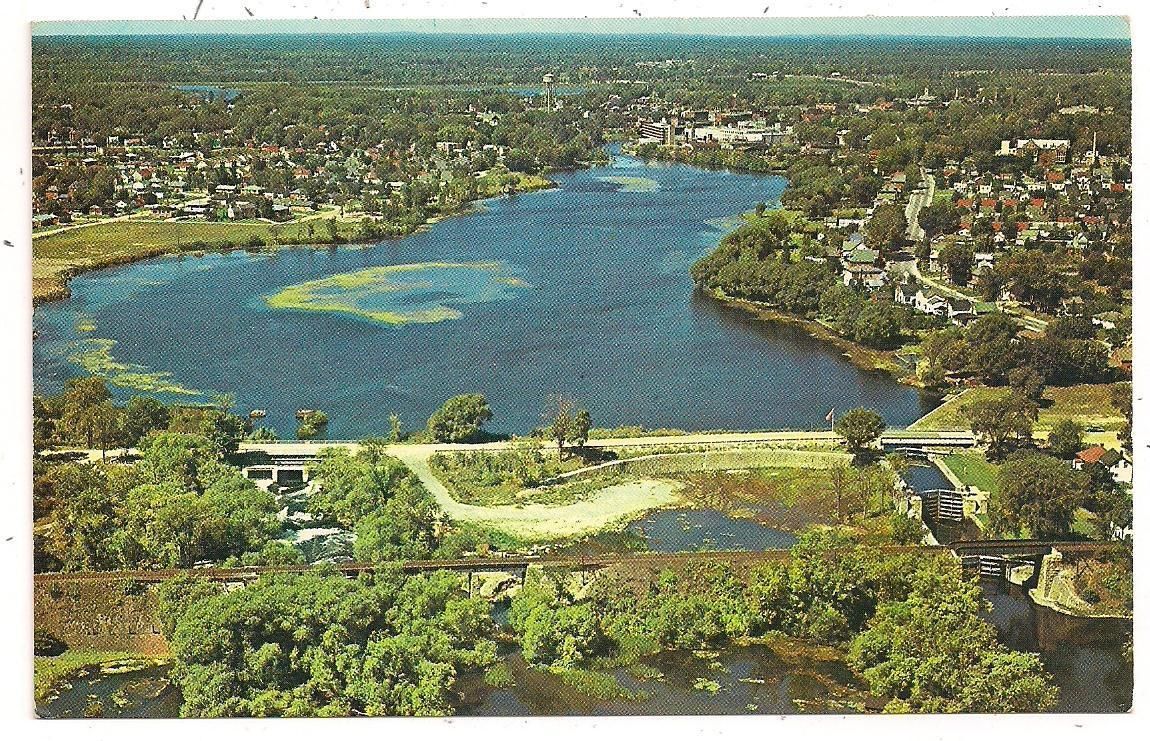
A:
[31,16,1131,40]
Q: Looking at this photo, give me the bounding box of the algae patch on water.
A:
[597,175,660,193]
[68,338,202,396]
[264,261,530,326]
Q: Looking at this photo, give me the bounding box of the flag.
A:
[825,408,835,423]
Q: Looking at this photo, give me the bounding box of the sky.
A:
[32,16,1131,39]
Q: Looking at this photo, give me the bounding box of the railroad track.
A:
[34,545,957,584]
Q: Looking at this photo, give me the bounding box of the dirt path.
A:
[389,446,682,539]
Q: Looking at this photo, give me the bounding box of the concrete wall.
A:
[35,580,168,656]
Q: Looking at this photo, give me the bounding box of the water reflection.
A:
[980,579,1132,713]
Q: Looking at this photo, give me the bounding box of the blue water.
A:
[33,149,933,438]
[175,85,241,102]
[900,462,953,493]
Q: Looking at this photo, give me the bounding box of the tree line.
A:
[508,529,1058,713]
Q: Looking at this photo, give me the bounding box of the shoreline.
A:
[32,177,557,307]
[707,291,925,389]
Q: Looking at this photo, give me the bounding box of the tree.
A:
[1046,316,1096,341]
[388,413,404,442]
[427,394,493,443]
[918,202,960,239]
[309,447,428,529]
[296,410,329,440]
[1007,366,1045,405]
[353,480,442,561]
[828,463,863,524]
[544,396,591,458]
[939,243,975,286]
[993,453,1086,539]
[864,204,907,253]
[966,393,1036,460]
[834,408,886,454]
[1111,382,1132,453]
[848,558,1058,712]
[90,401,126,460]
[572,409,592,449]
[60,376,112,448]
[964,314,1019,384]
[547,396,576,458]
[1046,419,1085,459]
[160,571,496,717]
[851,302,902,349]
[122,396,170,446]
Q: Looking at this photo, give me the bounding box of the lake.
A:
[33,147,934,439]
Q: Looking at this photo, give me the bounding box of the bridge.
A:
[228,429,975,484]
[34,546,948,588]
[37,541,1123,589]
[51,427,979,481]
[879,430,976,447]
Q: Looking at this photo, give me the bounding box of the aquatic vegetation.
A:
[693,677,722,693]
[75,317,97,332]
[597,175,660,192]
[68,338,202,396]
[552,667,649,701]
[264,261,528,326]
[484,662,515,689]
[626,663,664,681]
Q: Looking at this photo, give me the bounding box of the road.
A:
[32,211,143,239]
[904,167,935,243]
[898,167,1047,333]
[55,427,977,466]
[235,429,847,458]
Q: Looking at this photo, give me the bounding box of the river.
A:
[33,147,933,438]
[38,576,1130,718]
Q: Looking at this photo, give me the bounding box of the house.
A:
[973,252,996,276]
[843,264,887,290]
[894,277,920,305]
[999,138,1071,165]
[1074,446,1133,485]
[909,288,947,316]
[841,247,886,289]
[1093,311,1123,331]
[1110,344,1132,375]
[180,198,212,217]
[946,298,977,324]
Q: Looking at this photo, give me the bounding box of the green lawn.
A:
[32,216,351,301]
[911,384,1126,446]
[942,452,1001,495]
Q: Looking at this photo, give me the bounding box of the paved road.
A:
[904,167,935,243]
[235,429,847,458]
[54,427,976,465]
[32,211,143,239]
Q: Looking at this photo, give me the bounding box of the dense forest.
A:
[32,33,1130,86]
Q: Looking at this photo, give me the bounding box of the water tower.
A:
[542,73,555,110]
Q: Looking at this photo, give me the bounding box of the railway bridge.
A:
[36,541,1119,588]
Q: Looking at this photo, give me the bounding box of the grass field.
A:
[33,172,552,303]
[941,452,1001,495]
[911,384,1126,446]
[32,215,350,302]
